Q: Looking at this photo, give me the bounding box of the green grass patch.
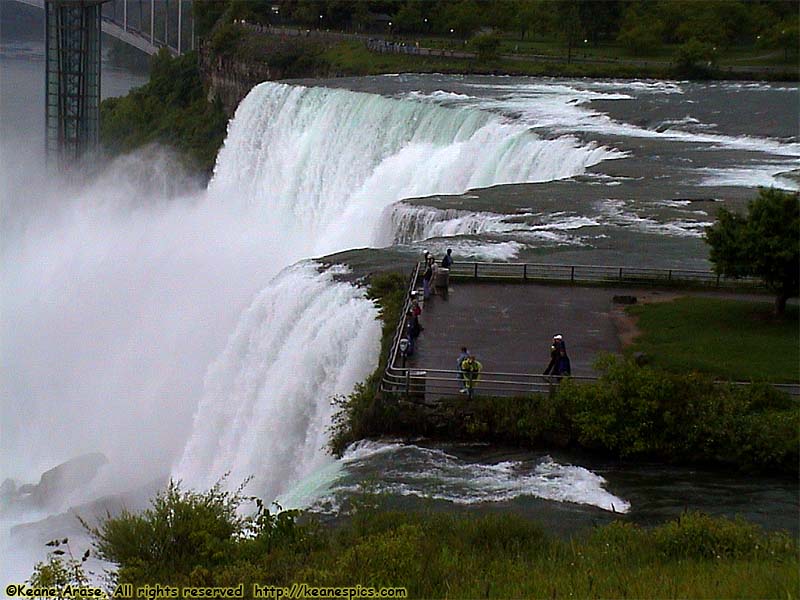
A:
[321,40,672,79]
[627,297,799,383]
[32,485,799,599]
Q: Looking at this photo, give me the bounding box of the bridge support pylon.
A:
[45,0,109,168]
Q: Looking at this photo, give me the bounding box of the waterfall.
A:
[1,81,621,506]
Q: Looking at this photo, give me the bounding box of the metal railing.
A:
[448,261,765,289]
[379,261,797,400]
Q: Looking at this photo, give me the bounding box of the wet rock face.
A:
[1,452,108,513]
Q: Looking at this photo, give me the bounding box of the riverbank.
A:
[34,483,797,598]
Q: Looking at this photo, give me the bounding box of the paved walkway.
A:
[408,282,626,378]
[406,283,774,380]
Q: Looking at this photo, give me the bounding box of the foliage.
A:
[329,271,410,455]
[29,538,91,596]
[470,32,501,61]
[674,38,717,78]
[84,480,305,586]
[100,50,228,175]
[438,0,483,39]
[565,356,799,472]
[30,499,798,598]
[705,188,800,314]
[193,0,231,39]
[761,17,800,59]
[208,21,245,57]
[385,355,799,474]
[617,3,664,56]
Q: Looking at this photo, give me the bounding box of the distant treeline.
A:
[194,0,798,55]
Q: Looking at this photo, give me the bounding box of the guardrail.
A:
[379,261,797,400]
[448,261,765,289]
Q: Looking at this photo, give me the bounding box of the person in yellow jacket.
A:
[460,354,482,399]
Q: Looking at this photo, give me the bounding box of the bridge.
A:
[11,0,194,56]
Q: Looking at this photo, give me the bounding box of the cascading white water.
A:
[174,262,380,495]
[171,82,623,500]
[210,82,622,256]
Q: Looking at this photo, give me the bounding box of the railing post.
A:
[668,269,672,281]
[716,273,721,288]
[523,264,527,280]
[571,265,575,283]
[404,369,410,398]
[619,267,623,281]
[474,262,478,280]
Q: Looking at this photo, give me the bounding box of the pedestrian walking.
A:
[543,334,571,383]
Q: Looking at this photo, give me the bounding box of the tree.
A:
[762,17,800,60]
[439,0,483,40]
[554,0,584,63]
[470,32,501,61]
[514,0,552,41]
[674,38,717,78]
[394,0,425,34]
[705,189,800,315]
[617,3,664,56]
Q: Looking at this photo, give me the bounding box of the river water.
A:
[1,25,798,583]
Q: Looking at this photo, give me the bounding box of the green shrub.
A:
[100,51,228,175]
[85,480,305,585]
[652,512,793,561]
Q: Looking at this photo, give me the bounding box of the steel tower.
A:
[45,0,108,167]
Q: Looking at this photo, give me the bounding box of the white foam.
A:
[380,203,596,248]
[596,199,712,238]
[698,166,800,191]
[311,442,631,513]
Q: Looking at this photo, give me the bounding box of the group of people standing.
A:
[402,249,454,358]
[422,249,453,300]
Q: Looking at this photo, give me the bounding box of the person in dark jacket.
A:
[441,249,453,269]
[543,334,571,381]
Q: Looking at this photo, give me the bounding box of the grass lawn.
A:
[627,296,799,383]
[322,40,668,78]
